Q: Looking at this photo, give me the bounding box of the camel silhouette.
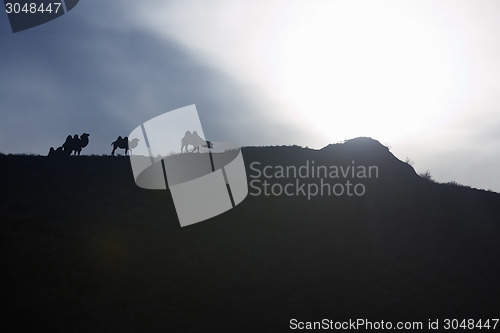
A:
[48,146,65,157]
[70,133,90,155]
[111,136,140,155]
[180,131,213,153]
[48,133,90,156]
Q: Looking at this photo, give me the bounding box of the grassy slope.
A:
[1,140,500,332]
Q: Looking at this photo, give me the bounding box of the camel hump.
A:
[112,136,122,145]
[192,131,203,140]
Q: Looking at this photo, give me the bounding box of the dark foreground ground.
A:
[1,139,500,332]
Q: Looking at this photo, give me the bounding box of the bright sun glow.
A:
[137,0,475,147]
[260,1,472,144]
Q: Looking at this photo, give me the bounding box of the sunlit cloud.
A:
[130,1,479,141]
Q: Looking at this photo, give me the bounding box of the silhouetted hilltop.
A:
[244,136,419,183]
[322,137,418,177]
[1,138,499,332]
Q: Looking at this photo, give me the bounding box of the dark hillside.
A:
[1,138,500,332]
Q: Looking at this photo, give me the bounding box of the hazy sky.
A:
[1,0,500,192]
